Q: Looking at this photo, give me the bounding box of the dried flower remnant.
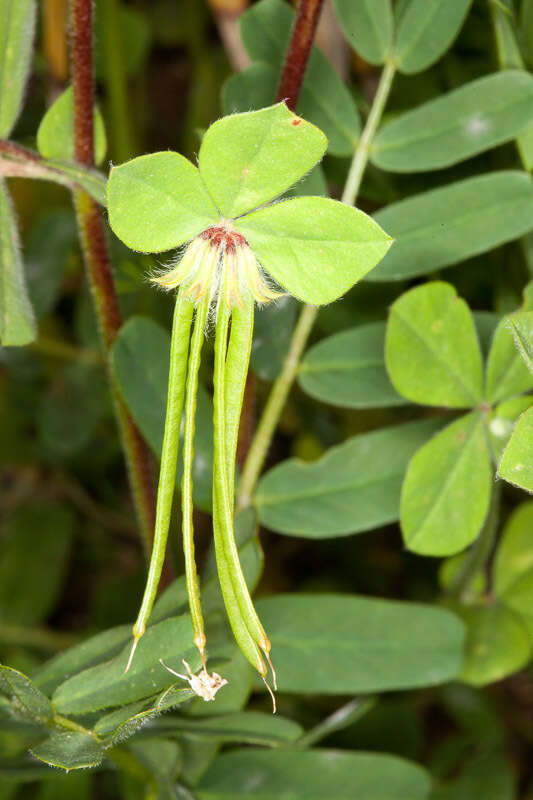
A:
[159,659,228,702]
[153,221,283,308]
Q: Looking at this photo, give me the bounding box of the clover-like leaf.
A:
[498,406,533,493]
[458,603,531,687]
[235,196,392,304]
[401,412,492,556]
[485,315,533,403]
[493,501,533,637]
[198,103,327,219]
[508,310,533,375]
[386,282,483,408]
[107,152,219,252]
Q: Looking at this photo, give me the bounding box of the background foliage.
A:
[0,0,532,798]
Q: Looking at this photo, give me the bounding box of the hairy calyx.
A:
[153,220,282,308]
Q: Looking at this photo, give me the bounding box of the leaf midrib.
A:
[378,187,532,241]
[256,463,403,507]
[300,356,383,374]
[375,92,533,157]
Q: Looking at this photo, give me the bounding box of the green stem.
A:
[129,289,193,660]
[237,60,396,510]
[294,697,376,749]
[182,296,209,659]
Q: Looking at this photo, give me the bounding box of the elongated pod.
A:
[181,295,209,662]
[212,300,276,696]
[126,287,193,668]
[223,304,274,667]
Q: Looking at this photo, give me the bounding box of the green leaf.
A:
[0,666,52,722]
[386,283,483,408]
[0,505,74,626]
[491,0,524,70]
[401,413,492,557]
[370,171,533,281]
[107,152,219,253]
[299,322,404,408]
[508,310,533,375]
[251,296,298,381]
[485,315,533,403]
[25,211,77,319]
[493,501,533,637]
[394,0,472,74]
[128,738,181,790]
[372,72,533,172]
[31,732,103,771]
[458,603,531,686]
[0,177,36,346]
[431,751,517,800]
[142,711,303,747]
[33,624,131,695]
[239,0,360,157]
[473,311,501,359]
[256,418,443,538]
[489,0,533,173]
[111,315,213,511]
[498,406,533,492]
[52,615,200,714]
[93,699,148,738]
[0,0,36,137]
[488,395,532,462]
[198,749,431,800]
[332,0,393,65]
[38,363,108,457]
[198,104,327,219]
[36,87,107,166]
[523,0,533,68]
[222,62,277,118]
[236,197,393,304]
[256,594,464,693]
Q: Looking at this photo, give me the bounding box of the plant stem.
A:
[70,0,156,555]
[295,697,376,749]
[276,0,326,108]
[342,60,396,207]
[237,60,396,509]
[0,138,106,201]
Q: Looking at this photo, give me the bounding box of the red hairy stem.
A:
[276,0,325,109]
[70,0,157,557]
[71,0,94,165]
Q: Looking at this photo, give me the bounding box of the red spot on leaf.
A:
[292,118,302,126]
